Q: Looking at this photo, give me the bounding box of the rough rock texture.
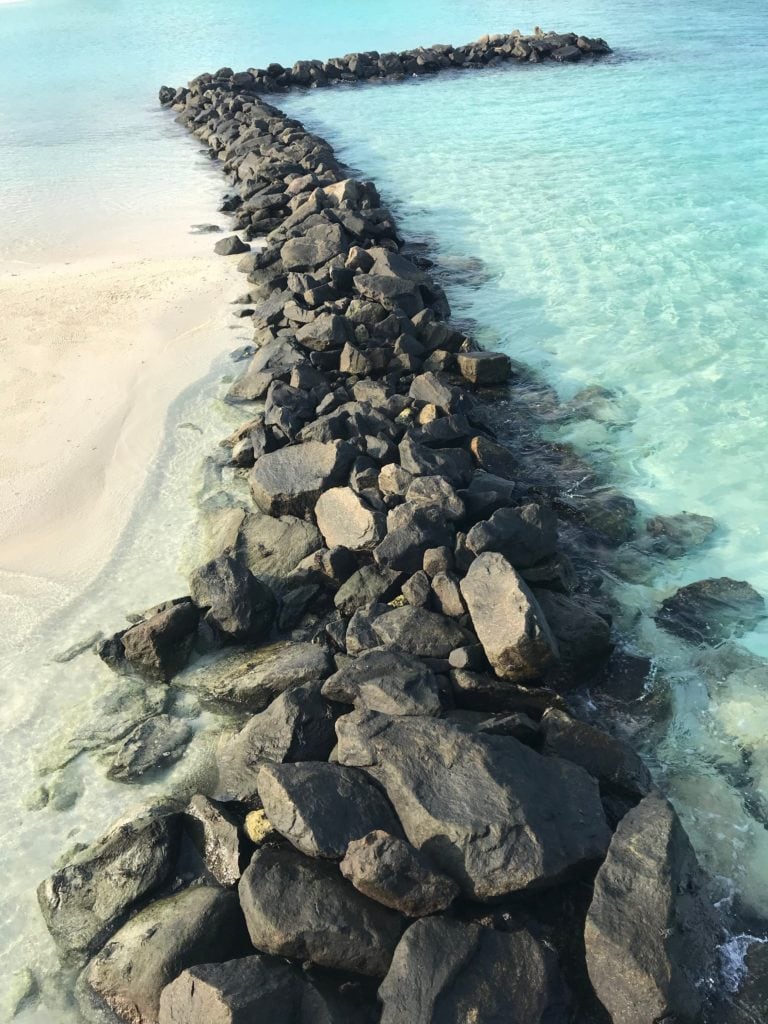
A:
[114,599,199,682]
[466,503,558,568]
[257,762,402,858]
[378,917,570,1024]
[340,830,459,916]
[250,440,352,516]
[371,605,468,658]
[336,710,610,899]
[190,555,276,643]
[38,813,177,966]
[235,511,322,590]
[204,641,333,711]
[105,714,191,781]
[585,795,720,1024]
[315,486,385,550]
[84,886,247,1024]
[460,552,559,681]
[655,577,766,645]
[534,589,612,677]
[321,647,445,716]
[183,795,243,886]
[238,847,404,976]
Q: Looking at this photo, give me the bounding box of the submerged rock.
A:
[336,710,610,899]
[379,917,570,1023]
[655,577,766,645]
[238,847,404,976]
[585,794,720,1024]
[104,714,192,781]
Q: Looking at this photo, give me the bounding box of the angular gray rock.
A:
[250,440,353,516]
[460,552,559,681]
[190,555,276,643]
[315,487,385,551]
[585,794,720,1024]
[371,605,468,658]
[541,709,652,799]
[205,641,333,711]
[466,503,558,568]
[322,647,444,717]
[257,762,402,858]
[336,710,610,899]
[534,590,612,676]
[84,886,246,1024]
[374,504,454,574]
[456,350,512,385]
[183,795,243,887]
[334,566,402,617]
[379,917,570,1023]
[214,681,337,803]
[340,830,458,916]
[105,599,199,682]
[234,510,322,592]
[238,847,404,976]
[38,813,177,965]
[105,714,192,781]
[214,234,250,256]
[655,577,766,645]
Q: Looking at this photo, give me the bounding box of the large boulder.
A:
[84,886,247,1024]
[340,830,458,916]
[334,566,403,617]
[257,762,402,858]
[214,681,337,803]
[280,222,349,271]
[250,440,353,517]
[234,511,322,592]
[378,917,570,1023]
[321,647,445,717]
[336,710,610,899]
[203,641,333,711]
[374,505,454,574]
[460,552,559,681]
[238,847,404,976]
[371,605,468,658]
[315,487,385,551]
[465,504,558,568]
[190,555,276,643]
[100,599,199,682]
[38,813,177,966]
[534,589,612,678]
[585,794,720,1024]
[655,577,766,645]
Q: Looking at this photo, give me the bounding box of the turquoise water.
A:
[3,0,768,1017]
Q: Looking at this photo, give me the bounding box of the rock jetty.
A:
[35,30,735,1024]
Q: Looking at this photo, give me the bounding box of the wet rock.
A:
[105,714,192,782]
[334,565,402,617]
[190,555,276,644]
[460,552,559,681]
[643,511,716,559]
[534,590,612,679]
[235,510,322,592]
[204,641,333,711]
[337,710,610,899]
[250,440,353,516]
[315,487,385,550]
[541,709,651,799]
[655,577,766,645]
[215,235,250,256]
[466,504,558,569]
[99,599,199,682]
[38,812,178,965]
[214,682,337,802]
[238,847,403,976]
[340,831,458,916]
[183,795,243,886]
[585,794,720,1024]
[227,337,303,402]
[84,886,247,1024]
[469,434,519,479]
[379,917,570,1023]
[456,350,512,385]
[322,647,444,716]
[258,762,402,858]
[371,605,468,658]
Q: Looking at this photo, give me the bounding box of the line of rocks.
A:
[34,32,750,1024]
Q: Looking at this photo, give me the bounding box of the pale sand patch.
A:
[0,251,243,591]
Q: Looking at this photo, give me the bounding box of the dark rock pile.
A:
[35,31,741,1024]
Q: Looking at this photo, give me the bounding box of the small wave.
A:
[718,933,768,993]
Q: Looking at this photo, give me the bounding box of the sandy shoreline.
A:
[0,247,240,613]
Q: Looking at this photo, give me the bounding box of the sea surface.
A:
[1,0,768,1019]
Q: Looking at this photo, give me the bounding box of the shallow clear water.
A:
[2,0,768,1017]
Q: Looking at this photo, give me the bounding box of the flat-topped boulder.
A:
[315,486,385,550]
[203,641,333,711]
[336,710,610,899]
[371,605,469,658]
[379,917,570,1023]
[466,504,558,568]
[238,847,404,976]
[257,762,402,858]
[250,440,354,516]
[655,577,766,645]
[321,647,445,717]
[460,552,559,681]
[585,794,720,1024]
[456,350,512,385]
[234,510,322,591]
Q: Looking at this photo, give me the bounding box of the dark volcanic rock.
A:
[655,577,766,645]
[105,714,192,781]
[322,647,445,716]
[235,510,322,591]
[38,813,177,966]
[585,794,720,1024]
[84,886,247,1024]
[257,762,402,858]
[205,641,333,710]
[190,555,276,643]
[214,234,250,256]
[534,589,612,677]
[105,599,199,682]
[541,709,652,799]
[183,794,243,887]
[643,511,716,559]
[215,681,337,802]
[466,504,558,568]
[250,440,353,516]
[337,710,610,899]
[379,917,570,1023]
[238,847,404,976]
[340,830,458,916]
[456,350,512,385]
[371,605,468,658]
[460,552,559,681]
[334,565,402,617]
[374,505,454,574]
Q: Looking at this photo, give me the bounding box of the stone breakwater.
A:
[34,30,767,1024]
